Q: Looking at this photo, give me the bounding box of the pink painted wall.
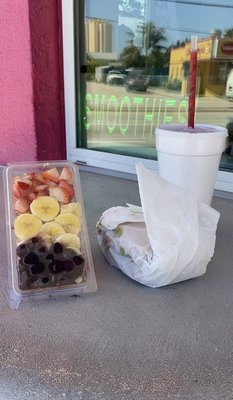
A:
[0,0,66,163]
[0,0,37,163]
[28,0,66,161]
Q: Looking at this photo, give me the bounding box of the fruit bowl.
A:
[4,161,97,309]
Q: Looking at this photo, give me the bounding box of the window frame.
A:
[61,0,233,195]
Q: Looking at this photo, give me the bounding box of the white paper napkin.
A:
[136,163,220,286]
[97,163,220,287]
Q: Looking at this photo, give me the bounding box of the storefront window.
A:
[79,0,233,164]
[62,0,233,192]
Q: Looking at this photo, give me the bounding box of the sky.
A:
[85,0,233,50]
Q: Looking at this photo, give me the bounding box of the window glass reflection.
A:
[83,0,233,169]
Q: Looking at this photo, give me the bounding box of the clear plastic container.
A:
[3,161,97,309]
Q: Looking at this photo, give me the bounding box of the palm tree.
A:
[120,31,145,68]
[120,22,167,70]
[142,22,166,55]
[211,29,222,38]
[120,44,145,68]
[140,22,167,70]
[224,28,233,37]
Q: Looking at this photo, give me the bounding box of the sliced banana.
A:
[67,246,81,255]
[30,196,60,222]
[56,233,81,250]
[39,222,65,242]
[60,202,82,220]
[14,213,43,241]
[54,212,81,234]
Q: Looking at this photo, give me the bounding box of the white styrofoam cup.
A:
[155,124,228,205]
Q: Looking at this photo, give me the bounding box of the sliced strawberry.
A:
[59,167,72,183]
[42,168,60,183]
[13,182,21,199]
[34,173,45,184]
[23,173,34,181]
[19,189,33,199]
[37,190,49,198]
[34,184,48,193]
[28,192,37,201]
[49,186,70,204]
[14,198,30,213]
[17,180,32,191]
[43,179,57,187]
[15,176,32,186]
[59,180,74,200]
[32,179,43,189]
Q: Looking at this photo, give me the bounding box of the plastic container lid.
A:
[3,161,97,309]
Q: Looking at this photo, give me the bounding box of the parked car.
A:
[125,73,148,92]
[106,70,125,85]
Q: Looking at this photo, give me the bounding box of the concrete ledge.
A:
[0,169,233,399]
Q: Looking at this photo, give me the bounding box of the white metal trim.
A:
[69,147,158,175]
[61,0,77,155]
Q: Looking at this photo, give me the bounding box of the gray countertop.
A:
[0,168,233,400]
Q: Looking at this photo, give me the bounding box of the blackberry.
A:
[24,252,39,265]
[41,277,49,284]
[30,262,45,275]
[73,255,84,266]
[53,242,63,254]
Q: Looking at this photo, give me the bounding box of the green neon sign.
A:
[119,96,131,135]
[85,93,188,136]
[107,96,117,134]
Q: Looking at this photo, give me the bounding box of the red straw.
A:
[188,36,198,129]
